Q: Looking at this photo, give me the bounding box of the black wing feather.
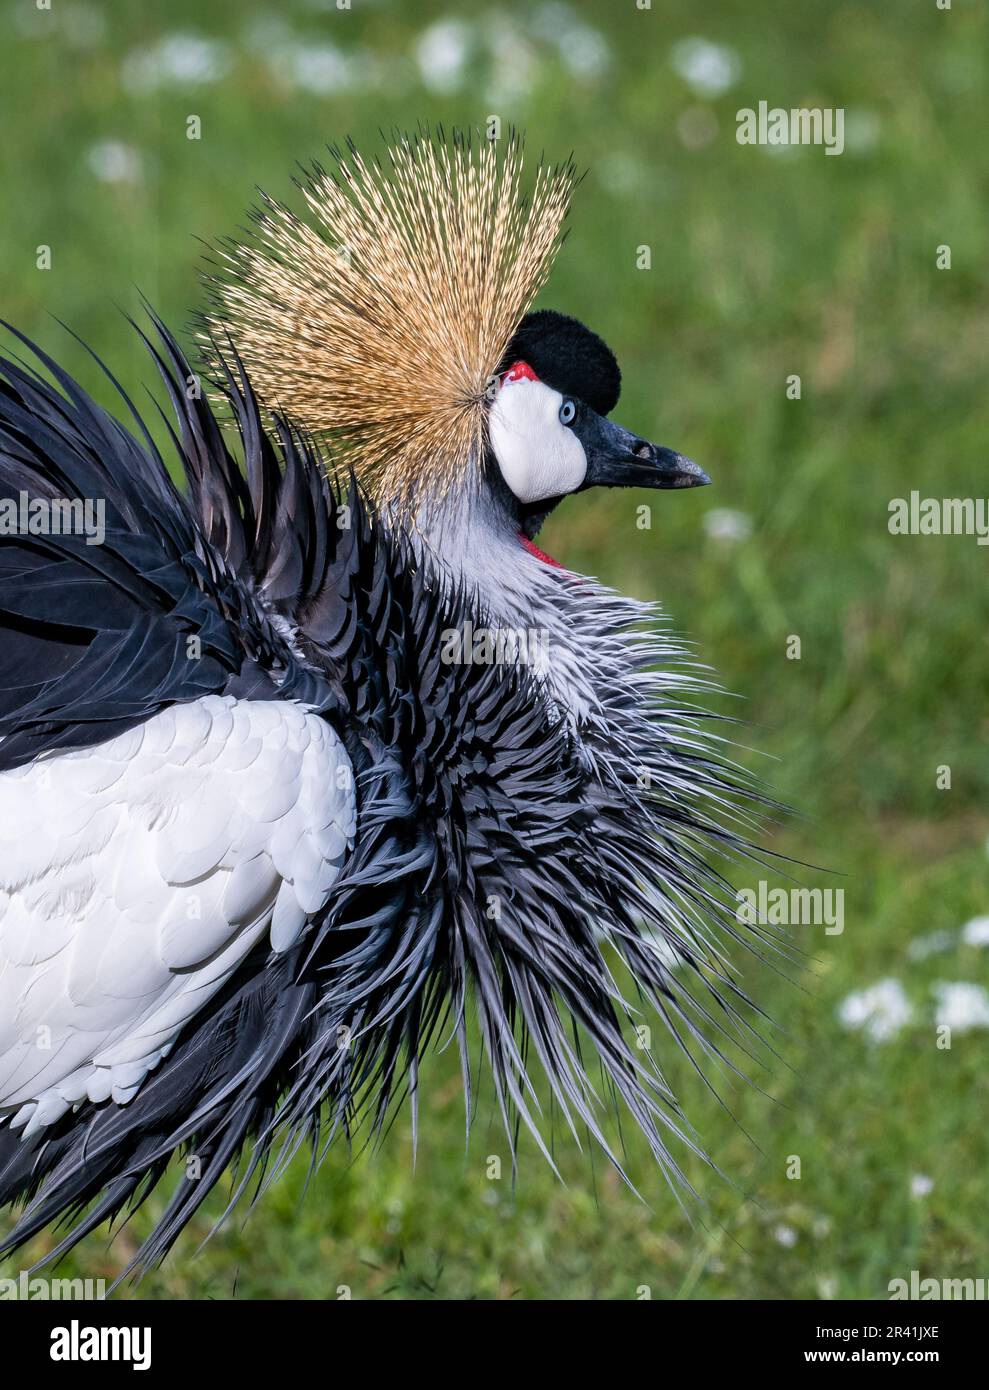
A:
[0,318,331,767]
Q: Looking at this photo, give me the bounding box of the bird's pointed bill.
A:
[575,410,711,491]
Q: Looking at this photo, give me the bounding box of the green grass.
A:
[1,0,988,1299]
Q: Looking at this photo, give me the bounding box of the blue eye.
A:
[559,399,577,426]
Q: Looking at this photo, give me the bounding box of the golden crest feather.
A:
[202,130,577,512]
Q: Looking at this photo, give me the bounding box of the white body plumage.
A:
[0,696,354,1136]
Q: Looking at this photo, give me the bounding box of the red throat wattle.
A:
[518,534,563,568]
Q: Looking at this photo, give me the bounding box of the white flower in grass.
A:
[529,4,609,80]
[961,916,989,948]
[773,1224,797,1248]
[415,19,472,94]
[670,38,740,99]
[907,929,956,961]
[910,1174,934,1199]
[484,19,537,102]
[277,44,352,94]
[557,25,609,80]
[703,508,752,544]
[933,982,989,1032]
[86,142,143,185]
[530,1,577,40]
[838,978,912,1043]
[122,34,230,94]
[242,15,294,55]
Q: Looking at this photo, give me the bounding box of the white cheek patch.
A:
[489,379,588,503]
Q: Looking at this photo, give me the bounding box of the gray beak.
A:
[575,409,710,491]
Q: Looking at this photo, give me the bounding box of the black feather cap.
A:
[500,308,621,415]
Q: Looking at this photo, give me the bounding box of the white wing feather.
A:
[0,695,355,1135]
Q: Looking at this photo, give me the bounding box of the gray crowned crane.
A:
[0,132,773,1274]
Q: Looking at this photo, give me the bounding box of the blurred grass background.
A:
[1,0,988,1299]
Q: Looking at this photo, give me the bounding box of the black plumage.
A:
[0,316,778,1277]
[502,309,622,415]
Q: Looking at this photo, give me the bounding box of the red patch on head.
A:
[502,360,540,386]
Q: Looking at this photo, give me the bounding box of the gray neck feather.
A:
[414,483,663,739]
